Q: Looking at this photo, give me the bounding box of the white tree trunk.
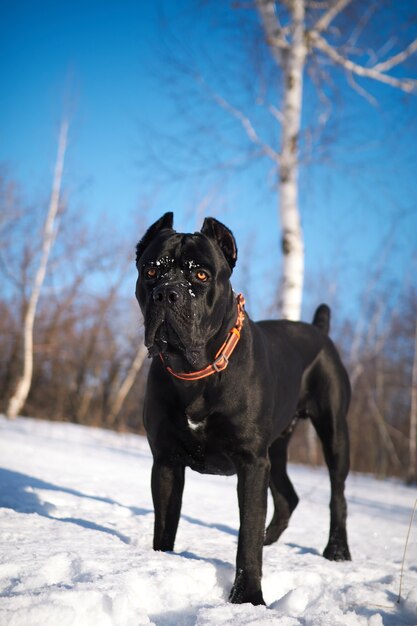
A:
[107,344,147,426]
[6,120,68,419]
[408,323,417,483]
[278,0,306,321]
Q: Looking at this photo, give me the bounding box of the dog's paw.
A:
[229,586,265,606]
[323,540,351,562]
[229,569,265,605]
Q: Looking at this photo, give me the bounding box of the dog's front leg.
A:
[229,454,270,605]
[151,460,185,552]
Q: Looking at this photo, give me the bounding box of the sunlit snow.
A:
[0,416,416,626]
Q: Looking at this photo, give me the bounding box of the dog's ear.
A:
[201,217,237,270]
[136,212,174,265]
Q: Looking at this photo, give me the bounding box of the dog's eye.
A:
[145,268,158,280]
[195,270,209,282]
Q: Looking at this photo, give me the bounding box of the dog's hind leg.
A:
[264,434,299,546]
[311,384,351,561]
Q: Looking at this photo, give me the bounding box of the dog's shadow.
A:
[180,516,321,559]
[181,513,238,537]
[0,468,152,544]
[285,542,321,556]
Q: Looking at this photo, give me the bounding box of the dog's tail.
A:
[312,304,331,334]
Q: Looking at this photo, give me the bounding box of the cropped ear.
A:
[136,212,174,265]
[201,217,237,270]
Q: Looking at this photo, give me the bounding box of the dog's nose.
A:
[153,285,181,306]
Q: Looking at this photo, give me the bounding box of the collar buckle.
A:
[213,353,228,372]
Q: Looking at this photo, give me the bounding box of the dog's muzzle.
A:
[144,282,192,357]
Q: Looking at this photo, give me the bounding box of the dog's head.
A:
[135,212,238,371]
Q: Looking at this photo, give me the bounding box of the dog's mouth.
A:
[144,315,173,356]
[155,320,182,353]
[145,314,207,369]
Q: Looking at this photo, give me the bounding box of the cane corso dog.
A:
[135,212,351,606]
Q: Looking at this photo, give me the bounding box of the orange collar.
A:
[161,293,246,382]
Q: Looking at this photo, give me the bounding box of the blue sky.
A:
[1,0,416,322]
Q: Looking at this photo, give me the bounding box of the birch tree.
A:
[246,0,417,319]
[6,120,68,419]
[155,1,417,320]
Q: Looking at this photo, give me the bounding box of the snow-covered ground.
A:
[0,415,416,626]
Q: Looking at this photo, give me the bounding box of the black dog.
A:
[135,213,351,606]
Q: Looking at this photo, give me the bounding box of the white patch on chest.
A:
[186,414,206,431]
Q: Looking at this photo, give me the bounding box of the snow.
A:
[0,415,416,626]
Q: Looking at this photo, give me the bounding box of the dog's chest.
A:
[184,395,208,432]
[178,415,236,476]
[182,394,230,445]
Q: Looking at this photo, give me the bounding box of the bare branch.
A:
[346,3,378,49]
[267,103,284,124]
[346,71,378,106]
[255,0,288,67]
[365,378,402,470]
[107,343,147,425]
[312,33,417,93]
[307,1,332,9]
[368,37,396,67]
[0,249,23,289]
[211,91,281,164]
[312,0,353,34]
[373,38,417,73]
